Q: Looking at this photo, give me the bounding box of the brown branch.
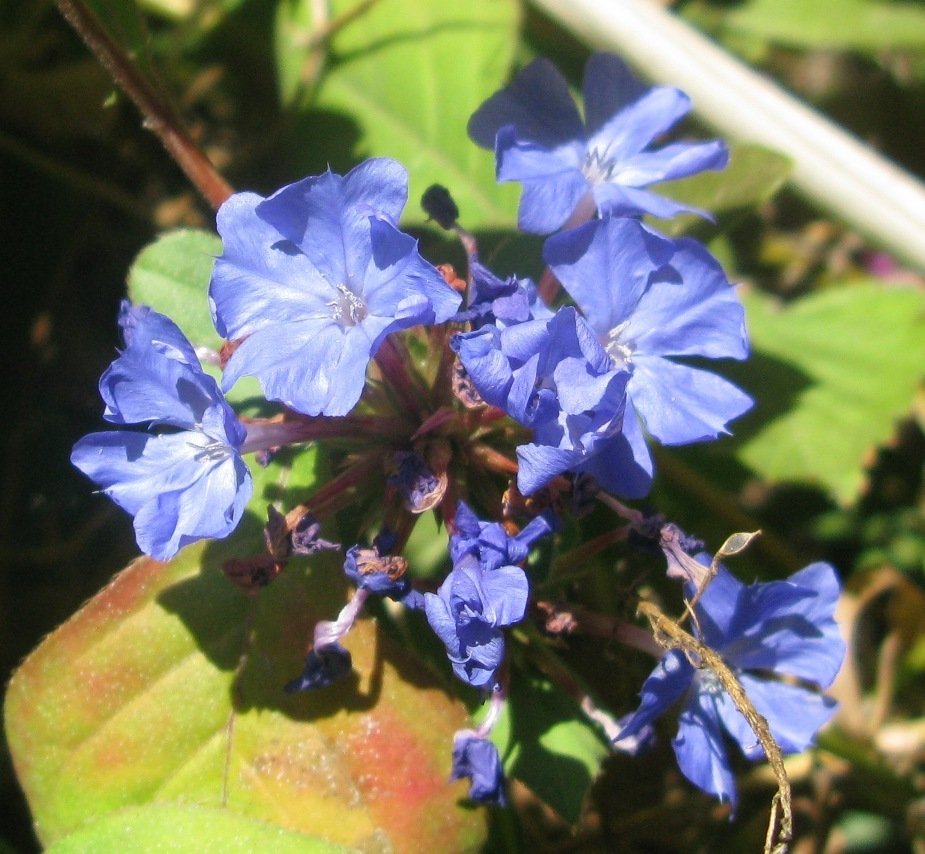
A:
[55,0,234,209]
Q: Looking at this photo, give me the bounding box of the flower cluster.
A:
[72,53,843,816]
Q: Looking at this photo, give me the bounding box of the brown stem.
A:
[468,443,518,476]
[534,600,663,658]
[55,0,234,209]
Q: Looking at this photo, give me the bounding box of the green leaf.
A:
[653,143,792,238]
[127,229,222,349]
[275,0,520,228]
[46,804,345,853]
[5,445,486,849]
[490,670,607,824]
[724,0,925,52]
[731,284,925,503]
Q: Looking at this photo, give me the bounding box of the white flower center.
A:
[191,437,233,462]
[604,321,635,370]
[328,283,368,327]
[583,147,619,184]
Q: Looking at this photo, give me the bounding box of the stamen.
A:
[605,321,635,369]
[328,283,368,326]
[191,438,232,462]
[583,146,619,183]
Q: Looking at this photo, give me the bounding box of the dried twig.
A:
[638,601,793,854]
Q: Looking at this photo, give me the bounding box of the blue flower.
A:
[210,158,462,417]
[468,53,728,233]
[451,733,506,806]
[453,307,639,496]
[544,218,752,482]
[453,260,552,329]
[424,554,529,689]
[450,500,554,571]
[618,562,845,805]
[71,303,252,561]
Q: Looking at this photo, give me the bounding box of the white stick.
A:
[530,0,925,271]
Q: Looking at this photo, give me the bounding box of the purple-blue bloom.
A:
[545,217,752,481]
[450,500,554,571]
[424,554,529,689]
[210,158,461,417]
[468,53,728,234]
[454,307,642,496]
[618,562,845,805]
[453,260,552,329]
[451,733,506,806]
[71,303,252,561]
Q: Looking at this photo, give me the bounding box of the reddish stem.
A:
[241,413,405,453]
[468,443,518,476]
[55,0,234,209]
[285,453,382,527]
[535,601,662,658]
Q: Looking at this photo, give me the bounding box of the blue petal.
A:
[627,239,748,360]
[722,563,845,688]
[364,217,461,326]
[629,356,753,446]
[581,53,647,135]
[222,320,358,416]
[100,346,218,431]
[619,650,693,739]
[579,408,653,498]
[495,134,590,233]
[592,182,712,220]
[101,305,227,430]
[467,58,584,149]
[211,192,331,340]
[479,565,529,627]
[451,735,506,806]
[516,443,585,495]
[673,688,738,805]
[499,315,562,364]
[544,218,674,338]
[553,356,625,416]
[717,674,837,759]
[452,326,514,409]
[586,86,691,160]
[423,590,461,652]
[285,643,353,693]
[615,140,729,187]
[693,566,746,648]
[118,302,199,366]
[71,430,251,560]
[256,159,409,284]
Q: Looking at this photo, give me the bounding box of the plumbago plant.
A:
[21,2,925,852]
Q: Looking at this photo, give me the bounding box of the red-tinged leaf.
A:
[5,539,486,851]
